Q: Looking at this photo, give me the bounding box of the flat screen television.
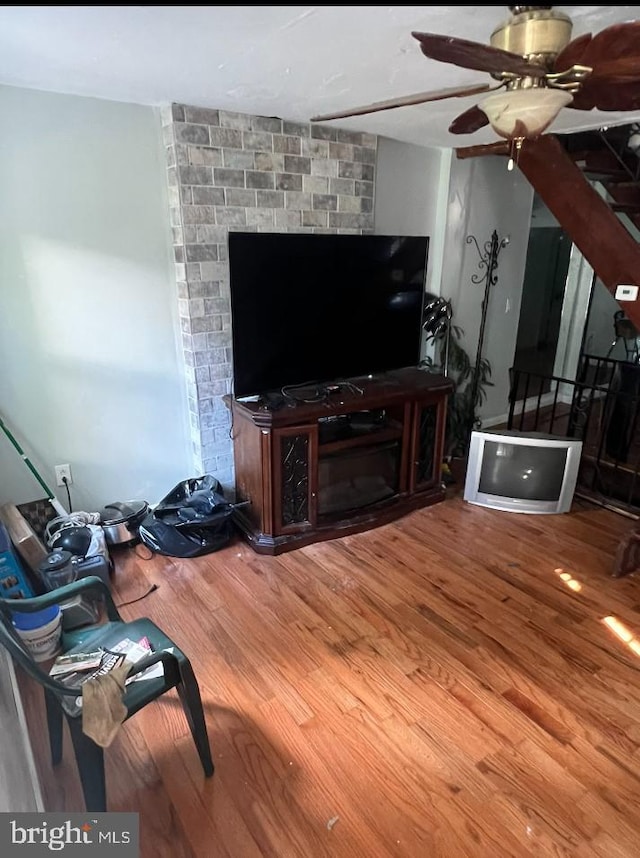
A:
[463,429,583,514]
[228,232,429,398]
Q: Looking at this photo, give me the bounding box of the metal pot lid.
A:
[38,549,73,573]
[100,500,148,525]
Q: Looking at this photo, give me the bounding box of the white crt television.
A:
[463,429,583,514]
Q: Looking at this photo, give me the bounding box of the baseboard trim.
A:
[483,389,573,430]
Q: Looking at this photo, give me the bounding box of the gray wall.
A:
[0,85,191,512]
[440,155,534,425]
[374,137,451,313]
[374,139,535,426]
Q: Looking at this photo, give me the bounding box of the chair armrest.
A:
[38,672,87,697]
[125,650,180,679]
[3,576,122,622]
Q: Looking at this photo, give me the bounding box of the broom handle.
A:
[0,414,67,517]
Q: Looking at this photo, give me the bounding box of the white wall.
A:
[374,136,451,362]
[374,137,446,231]
[0,85,191,513]
[374,140,534,426]
[579,192,640,363]
[440,155,534,424]
[584,279,627,359]
[555,249,594,380]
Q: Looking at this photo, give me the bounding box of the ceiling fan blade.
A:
[310,82,493,122]
[587,56,640,82]
[571,79,640,112]
[581,22,640,65]
[449,104,491,135]
[555,22,640,112]
[553,33,592,72]
[556,22,640,74]
[411,32,546,78]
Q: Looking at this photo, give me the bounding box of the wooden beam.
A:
[517,135,640,331]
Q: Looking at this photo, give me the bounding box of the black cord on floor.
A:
[135,543,154,561]
[61,475,72,513]
[115,583,159,608]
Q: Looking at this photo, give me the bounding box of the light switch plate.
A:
[615,284,639,301]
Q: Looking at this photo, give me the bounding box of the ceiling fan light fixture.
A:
[479,88,573,139]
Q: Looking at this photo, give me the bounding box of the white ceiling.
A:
[2,5,640,149]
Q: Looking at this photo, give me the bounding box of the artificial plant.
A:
[421,306,493,459]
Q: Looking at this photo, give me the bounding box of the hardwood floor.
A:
[16,492,640,857]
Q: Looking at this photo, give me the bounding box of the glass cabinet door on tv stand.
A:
[410,397,446,493]
[273,425,318,536]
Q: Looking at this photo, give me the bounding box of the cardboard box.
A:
[0,503,49,574]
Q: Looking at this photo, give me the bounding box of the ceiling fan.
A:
[311,6,640,145]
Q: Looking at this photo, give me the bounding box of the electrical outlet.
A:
[55,464,72,487]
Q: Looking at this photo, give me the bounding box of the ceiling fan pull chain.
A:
[507,136,525,171]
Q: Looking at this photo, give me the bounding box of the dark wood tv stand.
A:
[224,367,454,554]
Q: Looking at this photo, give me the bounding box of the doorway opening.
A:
[512,199,572,401]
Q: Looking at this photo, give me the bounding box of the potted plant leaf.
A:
[421,295,493,462]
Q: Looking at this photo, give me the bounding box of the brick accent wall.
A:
[161,103,377,487]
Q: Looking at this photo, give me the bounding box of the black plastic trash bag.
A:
[138,475,235,558]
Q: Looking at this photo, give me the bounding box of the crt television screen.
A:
[228,232,429,397]
[479,440,567,502]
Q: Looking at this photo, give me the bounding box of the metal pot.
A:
[99,500,149,547]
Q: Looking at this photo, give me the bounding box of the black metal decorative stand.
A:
[465,229,509,443]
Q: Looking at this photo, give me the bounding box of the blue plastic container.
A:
[12,604,62,661]
[12,604,60,631]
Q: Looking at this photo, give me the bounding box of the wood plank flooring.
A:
[15,493,640,857]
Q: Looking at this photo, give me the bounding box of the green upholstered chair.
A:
[0,575,214,812]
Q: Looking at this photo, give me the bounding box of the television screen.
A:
[228,232,429,398]
[464,429,583,514]
[479,441,567,502]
